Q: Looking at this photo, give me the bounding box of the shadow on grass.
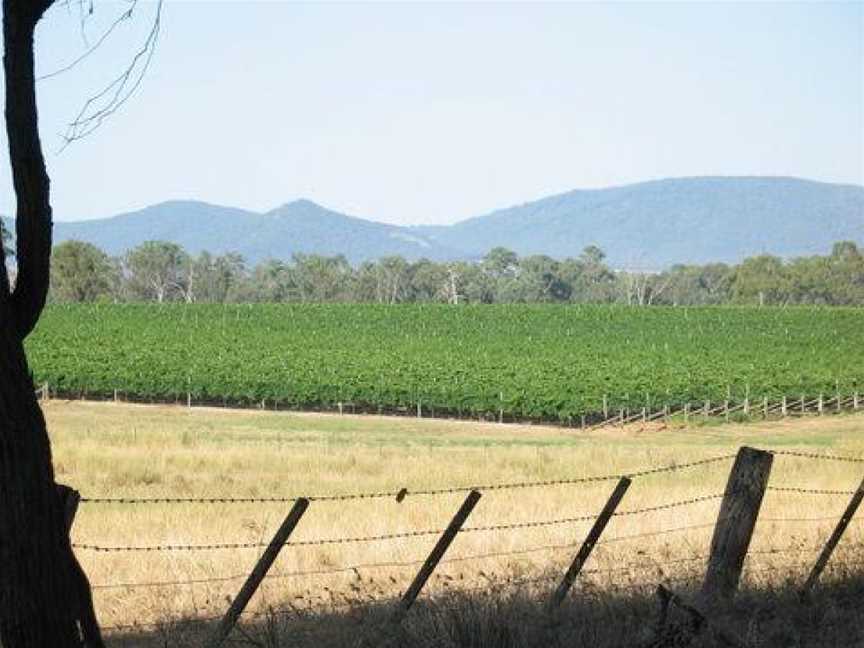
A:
[104,570,864,648]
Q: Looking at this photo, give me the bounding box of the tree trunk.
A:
[0,325,81,646]
[0,1,98,645]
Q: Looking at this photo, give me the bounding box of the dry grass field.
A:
[44,400,864,647]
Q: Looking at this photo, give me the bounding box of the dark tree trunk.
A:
[0,1,99,645]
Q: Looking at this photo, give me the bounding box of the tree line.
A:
[13,235,864,306]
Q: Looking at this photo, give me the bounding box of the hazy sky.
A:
[3,0,862,225]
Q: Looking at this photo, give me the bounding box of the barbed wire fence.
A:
[61,446,864,644]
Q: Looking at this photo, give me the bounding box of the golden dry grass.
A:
[42,399,864,640]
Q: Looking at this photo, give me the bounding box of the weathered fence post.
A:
[684,403,690,424]
[392,490,482,622]
[800,394,805,414]
[818,394,824,415]
[762,397,768,418]
[603,395,609,419]
[702,446,773,600]
[206,498,310,648]
[855,391,860,410]
[642,407,647,423]
[801,475,864,596]
[704,400,710,417]
[781,396,787,417]
[56,484,80,534]
[724,400,730,422]
[549,477,631,608]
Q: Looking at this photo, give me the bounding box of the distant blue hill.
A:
[6,176,862,267]
[412,177,864,269]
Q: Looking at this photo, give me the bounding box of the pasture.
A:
[45,400,864,645]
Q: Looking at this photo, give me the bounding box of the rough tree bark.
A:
[0,0,101,645]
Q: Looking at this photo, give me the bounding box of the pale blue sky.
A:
[5,0,863,225]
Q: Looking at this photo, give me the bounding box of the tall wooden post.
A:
[702,447,773,600]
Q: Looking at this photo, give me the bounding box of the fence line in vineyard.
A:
[33,381,862,430]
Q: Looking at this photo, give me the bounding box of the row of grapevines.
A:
[25,304,864,422]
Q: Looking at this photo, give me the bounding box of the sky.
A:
[1,0,861,225]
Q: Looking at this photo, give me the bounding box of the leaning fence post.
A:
[702,447,773,601]
[549,477,631,608]
[206,498,310,648]
[392,490,481,623]
[800,475,864,596]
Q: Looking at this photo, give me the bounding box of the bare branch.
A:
[60,0,162,146]
[37,2,137,82]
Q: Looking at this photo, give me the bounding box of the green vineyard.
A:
[26,304,864,422]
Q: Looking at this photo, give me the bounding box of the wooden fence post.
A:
[818,394,824,415]
[206,498,310,648]
[704,400,710,417]
[549,477,631,608]
[781,396,787,417]
[762,397,768,418]
[800,476,864,596]
[392,490,482,622]
[854,391,859,410]
[702,447,773,601]
[56,484,80,534]
[603,395,609,419]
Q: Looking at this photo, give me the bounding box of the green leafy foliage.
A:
[26,304,864,421]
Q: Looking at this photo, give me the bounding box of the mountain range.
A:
[9,176,864,269]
